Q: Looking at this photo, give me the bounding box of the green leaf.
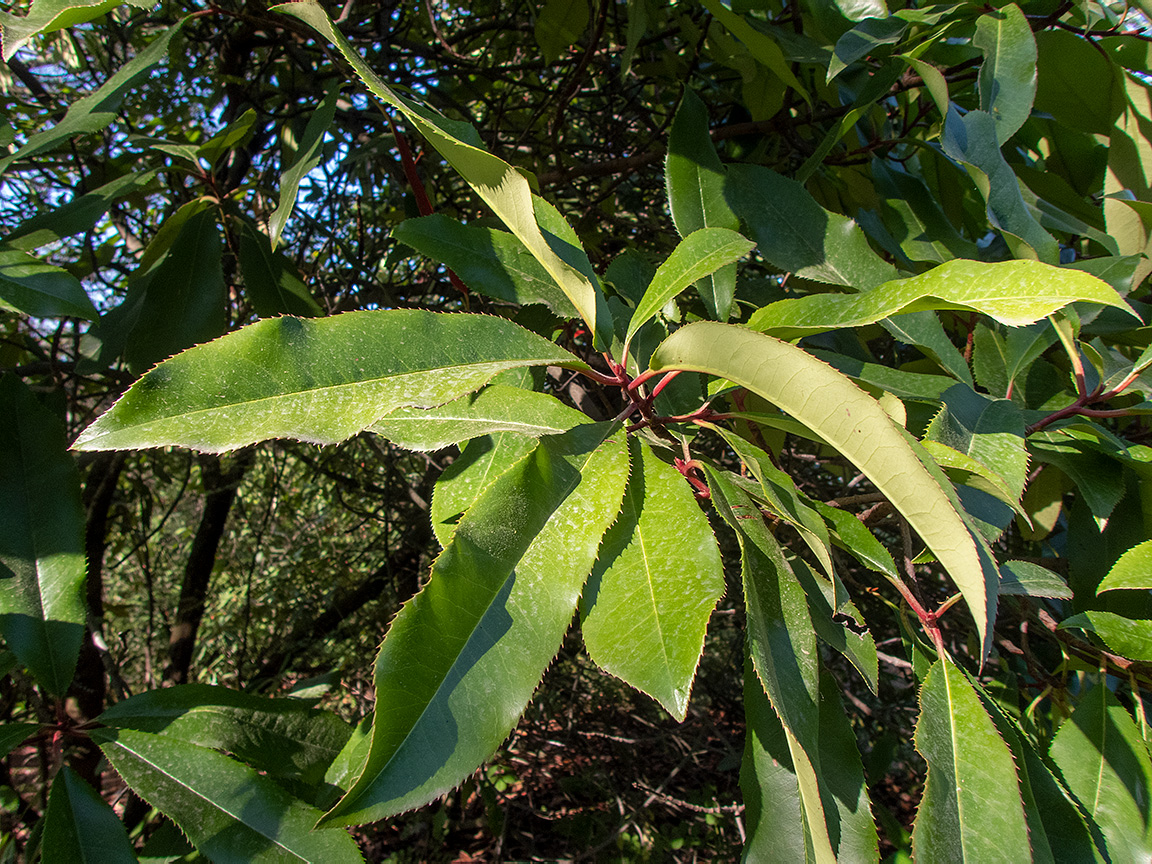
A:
[665,89,742,321]
[197,108,259,167]
[1059,611,1152,662]
[626,228,754,346]
[98,684,353,786]
[5,171,155,252]
[580,438,724,720]
[0,245,98,320]
[0,722,38,758]
[322,423,629,826]
[726,164,897,291]
[912,655,1031,863]
[973,4,1036,146]
[1097,538,1152,592]
[748,259,1134,338]
[652,323,993,659]
[792,557,879,694]
[1029,434,1124,525]
[998,560,1072,599]
[0,376,86,697]
[269,86,339,248]
[828,16,906,82]
[237,220,323,319]
[0,19,182,175]
[371,384,587,451]
[42,765,137,864]
[94,728,364,863]
[941,107,1059,263]
[699,0,808,100]
[534,0,588,62]
[835,0,887,22]
[1035,29,1122,136]
[926,384,1028,501]
[882,311,973,386]
[392,214,578,317]
[0,0,150,62]
[73,310,585,453]
[816,501,898,579]
[274,1,614,350]
[1049,682,1152,861]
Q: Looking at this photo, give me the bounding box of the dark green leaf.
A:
[237,220,323,319]
[534,0,588,63]
[42,765,136,864]
[998,560,1072,599]
[0,245,98,320]
[0,722,38,758]
[269,87,340,247]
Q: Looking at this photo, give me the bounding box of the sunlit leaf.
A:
[1060,611,1152,662]
[1097,538,1152,592]
[973,3,1036,145]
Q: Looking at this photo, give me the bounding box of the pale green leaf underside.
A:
[73,310,585,454]
[625,228,754,345]
[913,656,1031,863]
[323,423,629,826]
[95,728,364,863]
[748,258,1136,338]
[273,1,613,350]
[651,322,990,655]
[371,384,588,452]
[580,438,725,720]
[1098,538,1152,592]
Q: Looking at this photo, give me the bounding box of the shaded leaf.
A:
[534,0,588,62]
[973,4,1036,145]
[581,438,724,720]
[0,722,38,759]
[748,259,1134,338]
[0,376,86,697]
[0,245,98,320]
[912,655,1031,862]
[322,424,629,825]
[0,0,151,62]
[700,0,808,99]
[74,311,585,453]
[94,728,364,863]
[237,220,323,319]
[998,560,1072,599]
[652,323,993,659]
[42,765,136,864]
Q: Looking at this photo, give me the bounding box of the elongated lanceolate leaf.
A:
[912,656,1031,863]
[237,220,323,319]
[1060,612,1152,662]
[322,423,629,826]
[392,214,578,317]
[73,311,585,453]
[274,2,613,350]
[581,438,724,720]
[653,323,993,659]
[0,376,86,697]
[973,3,1037,146]
[0,722,38,758]
[665,89,742,321]
[0,1,151,61]
[748,259,1135,338]
[998,560,1072,599]
[699,0,808,99]
[42,766,136,864]
[0,20,182,175]
[270,87,339,248]
[93,728,364,863]
[1049,682,1152,861]
[371,384,587,451]
[0,246,98,320]
[626,229,754,346]
[725,164,897,291]
[1098,538,1152,592]
[98,684,352,785]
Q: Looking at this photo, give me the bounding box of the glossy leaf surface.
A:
[74,311,584,453]
[0,246,98,320]
[322,423,629,826]
[1060,611,1152,661]
[42,766,137,864]
[1097,538,1152,592]
[581,438,724,720]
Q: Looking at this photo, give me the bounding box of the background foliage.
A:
[3,0,1152,860]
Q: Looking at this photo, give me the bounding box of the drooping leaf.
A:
[912,655,1031,862]
[42,765,137,864]
[881,311,974,386]
[973,4,1037,146]
[1097,538,1152,593]
[321,423,629,826]
[268,86,339,248]
[0,375,86,698]
[0,244,98,320]
[998,560,1072,599]
[581,438,724,720]
[393,214,579,317]
[748,259,1134,338]
[371,384,587,451]
[1059,612,1152,662]
[665,89,743,320]
[1049,682,1152,861]
[236,220,323,319]
[0,19,183,175]
[626,228,754,345]
[73,310,585,453]
[274,1,614,350]
[0,0,151,62]
[792,557,879,693]
[828,16,907,82]
[652,323,993,659]
[699,0,808,99]
[98,684,353,786]
[726,164,897,291]
[816,501,898,579]
[1029,433,1125,525]
[93,728,364,863]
